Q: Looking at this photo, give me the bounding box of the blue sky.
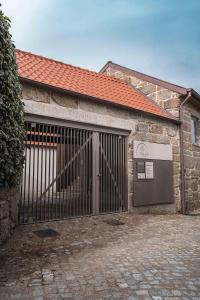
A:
[1,0,200,92]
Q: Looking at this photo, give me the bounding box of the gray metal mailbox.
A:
[133,141,174,206]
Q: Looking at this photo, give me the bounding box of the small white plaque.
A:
[134,141,172,161]
[145,162,154,179]
[137,173,146,179]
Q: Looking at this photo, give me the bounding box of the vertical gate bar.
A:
[113,135,117,211]
[72,129,74,216]
[124,137,128,211]
[118,136,121,211]
[107,133,109,213]
[63,127,66,218]
[102,133,104,213]
[68,127,70,217]
[92,131,96,215]
[121,137,124,211]
[48,125,51,220]
[61,127,64,219]
[96,131,100,215]
[99,132,102,213]
[79,129,82,216]
[85,130,88,215]
[69,128,72,217]
[88,131,91,214]
[21,121,25,223]
[71,128,74,216]
[39,123,44,221]
[122,137,125,210]
[88,131,90,214]
[58,126,60,218]
[35,124,40,221]
[19,175,23,223]
[100,132,102,213]
[118,136,120,211]
[108,134,110,212]
[27,124,32,223]
[82,129,85,216]
[69,127,72,217]
[120,136,122,211]
[90,131,92,214]
[84,130,87,215]
[111,134,113,212]
[76,130,79,216]
[122,137,125,211]
[110,134,112,212]
[116,135,119,211]
[92,132,99,215]
[101,132,103,213]
[102,132,104,213]
[83,130,86,216]
[22,122,28,223]
[107,133,110,212]
[124,137,126,210]
[55,126,58,219]
[115,135,117,212]
[112,134,115,213]
[103,133,104,213]
[81,130,84,216]
[51,125,55,219]
[104,133,106,213]
[72,128,75,216]
[47,125,50,220]
[59,127,62,218]
[105,133,108,213]
[121,137,123,211]
[106,133,108,213]
[90,132,94,215]
[44,124,48,221]
[109,134,113,212]
[66,127,69,218]
[87,131,89,215]
[31,122,36,221]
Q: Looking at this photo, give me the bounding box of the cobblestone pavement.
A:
[0,213,200,300]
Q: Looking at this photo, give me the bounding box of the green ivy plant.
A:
[0,4,25,187]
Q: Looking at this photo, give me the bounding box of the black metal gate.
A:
[19,121,127,224]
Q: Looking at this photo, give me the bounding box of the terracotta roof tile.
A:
[16,49,175,120]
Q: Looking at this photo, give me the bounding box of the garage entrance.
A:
[18,121,128,224]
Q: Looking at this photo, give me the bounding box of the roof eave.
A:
[19,76,180,125]
[100,61,189,96]
[187,88,200,102]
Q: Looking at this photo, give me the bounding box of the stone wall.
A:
[183,102,200,212]
[22,82,181,214]
[103,67,182,118]
[0,187,18,244]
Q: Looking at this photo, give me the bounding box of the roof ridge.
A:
[100,61,189,94]
[16,49,125,85]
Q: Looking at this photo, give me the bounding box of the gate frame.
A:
[20,114,129,222]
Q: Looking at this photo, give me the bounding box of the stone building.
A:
[100,62,200,213]
[1,48,200,242]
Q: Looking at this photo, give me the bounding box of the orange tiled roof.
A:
[16,49,174,120]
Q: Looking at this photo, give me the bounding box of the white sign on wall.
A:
[134,141,172,161]
[145,162,154,179]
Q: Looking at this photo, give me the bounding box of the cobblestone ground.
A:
[0,213,200,300]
